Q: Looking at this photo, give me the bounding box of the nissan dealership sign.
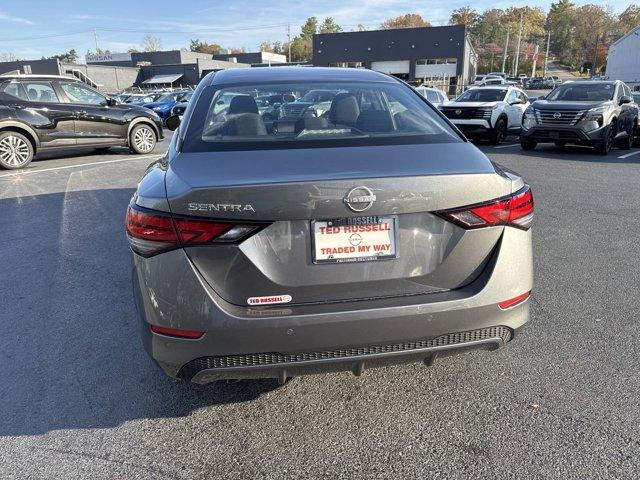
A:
[85,52,132,63]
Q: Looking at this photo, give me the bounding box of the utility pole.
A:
[543,31,551,77]
[287,23,291,63]
[501,29,510,74]
[514,11,524,76]
[531,44,539,78]
[592,33,600,77]
[93,28,99,54]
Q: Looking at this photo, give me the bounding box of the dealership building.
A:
[312,25,476,94]
[605,26,640,90]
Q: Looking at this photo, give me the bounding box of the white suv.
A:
[440,86,530,144]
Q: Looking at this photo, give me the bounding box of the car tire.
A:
[490,118,507,145]
[620,123,635,150]
[0,131,34,170]
[520,139,537,151]
[129,124,157,154]
[596,123,616,155]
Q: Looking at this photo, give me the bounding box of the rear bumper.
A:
[521,124,606,144]
[132,227,533,383]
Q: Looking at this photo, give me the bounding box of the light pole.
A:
[501,29,510,74]
[543,31,551,77]
[514,11,524,76]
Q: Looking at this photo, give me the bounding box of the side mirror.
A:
[620,95,632,105]
[106,97,117,106]
[166,115,181,131]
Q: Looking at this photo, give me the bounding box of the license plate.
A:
[311,216,397,264]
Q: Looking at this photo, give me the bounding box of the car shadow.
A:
[0,187,281,437]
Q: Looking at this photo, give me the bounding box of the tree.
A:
[618,5,640,35]
[142,36,162,52]
[449,6,479,30]
[43,49,78,63]
[284,16,340,62]
[228,47,246,54]
[319,17,342,34]
[380,14,430,29]
[355,24,368,32]
[259,41,283,54]
[546,0,576,63]
[473,9,505,45]
[0,52,17,62]
[190,39,222,54]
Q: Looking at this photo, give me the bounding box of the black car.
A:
[0,74,163,169]
[520,80,638,155]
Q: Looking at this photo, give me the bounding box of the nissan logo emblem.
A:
[455,109,462,115]
[343,186,376,212]
[553,112,562,119]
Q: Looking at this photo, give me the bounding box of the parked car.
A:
[520,80,638,154]
[169,91,194,117]
[128,67,534,384]
[0,74,163,169]
[441,85,530,144]
[525,77,545,89]
[142,90,191,121]
[414,86,449,107]
[487,72,507,79]
[475,76,506,87]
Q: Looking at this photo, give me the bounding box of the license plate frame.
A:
[311,215,398,264]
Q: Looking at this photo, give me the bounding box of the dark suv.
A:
[520,80,638,155]
[0,74,163,169]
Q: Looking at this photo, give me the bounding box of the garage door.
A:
[370,60,410,75]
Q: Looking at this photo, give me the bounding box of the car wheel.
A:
[554,141,566,147]
[0,131,34,170]
[129,124,156,154]
[490,118,507,145]
[596,123,616,155]
[520,139,537,151]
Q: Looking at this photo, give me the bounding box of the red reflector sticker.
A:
[247,295,292,306]
[499,291,531,309]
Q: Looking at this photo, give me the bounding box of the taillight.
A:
[437,185,534,230]
[125,205,262,257]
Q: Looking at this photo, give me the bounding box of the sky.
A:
[0,0,631,61]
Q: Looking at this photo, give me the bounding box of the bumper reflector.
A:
[499,291,531,310]
[150,325,204,339]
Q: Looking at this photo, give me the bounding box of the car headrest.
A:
[329,93,360,126]
[221,113,267,136]
[228,95,259,115]
[356,110,394,133]
[39,91,53,102]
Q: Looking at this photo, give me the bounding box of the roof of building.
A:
[207,66,397,86]
[610,25,640,48]
[0,73,79,81]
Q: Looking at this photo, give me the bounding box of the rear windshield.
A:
[455,89,507,102]
[546,83,615,101]
[181,80,461,152]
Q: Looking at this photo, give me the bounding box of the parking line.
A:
[618,151,640,159]
[494,143,520,149]
[0,153,164,179]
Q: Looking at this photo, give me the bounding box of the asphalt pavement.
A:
[1,135,639,479]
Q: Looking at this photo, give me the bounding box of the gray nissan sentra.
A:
[127,67,533,385]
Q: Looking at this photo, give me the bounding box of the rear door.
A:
[57,81,127,145]
[6,80,75,147]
